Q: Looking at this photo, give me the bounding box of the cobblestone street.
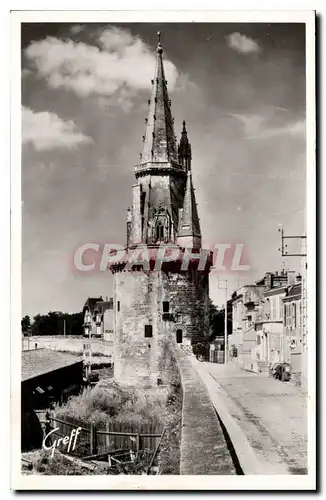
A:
[192,359,308,475]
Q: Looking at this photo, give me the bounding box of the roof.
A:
[178,120,192,161]
[95,299,113,314]
[83,297,103,314]
[264,286,287,297]
[22,349,83,382]
[178,171,201,239]
[283,283,302,301]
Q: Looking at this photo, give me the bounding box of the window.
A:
[117,301,120,312]
[293,303,297,328]
[279,297,283,319]
[285,303,291,327]
[176,329,183,344]
[145,325,153,338]
[163,301,169,313]
[271,298,277,320]
[299,301,303,327]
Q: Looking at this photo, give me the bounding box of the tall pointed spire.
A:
[178,120,192,171]
[141,32,178,164]
[177,170,201,248]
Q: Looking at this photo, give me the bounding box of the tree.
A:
[21,315,31,335]
[30,311,84,336]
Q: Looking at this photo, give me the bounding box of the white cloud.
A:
[70,24,85,35]
[22,107,93,151]
[230,113,265,136]
[255,119,306,140]
[227,32,261,54]
[231,112,305,141]
[24,26,179,106]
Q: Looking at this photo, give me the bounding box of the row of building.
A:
[225,269,305,386]
[81,268,306,387]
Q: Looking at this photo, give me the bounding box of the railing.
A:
[134,161,185,175]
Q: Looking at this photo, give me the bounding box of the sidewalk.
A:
[190,359,308,475]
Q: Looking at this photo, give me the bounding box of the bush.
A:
[87,371,99,383]
[55,380,171,428]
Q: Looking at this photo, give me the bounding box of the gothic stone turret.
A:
[111,33,211,386]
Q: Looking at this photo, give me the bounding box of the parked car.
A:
[192,339,209,361]
[272,362,291,382]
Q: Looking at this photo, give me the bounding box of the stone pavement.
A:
[190,359,308,475]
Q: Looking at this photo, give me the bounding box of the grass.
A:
[54,381,170,427]
[39,343,182,474]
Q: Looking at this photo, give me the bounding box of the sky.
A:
[21,22,306,316]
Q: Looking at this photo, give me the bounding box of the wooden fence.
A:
[43,412,163,458]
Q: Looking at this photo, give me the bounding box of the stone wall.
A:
[173,347,236,475]
[113,267,209,386]
[22,336,113,358]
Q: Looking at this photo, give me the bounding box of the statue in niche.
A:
[149,207,171,244]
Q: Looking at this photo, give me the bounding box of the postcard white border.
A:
[11,9,316,491]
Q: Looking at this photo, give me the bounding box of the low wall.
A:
[22,336,113,358]
[173,347,236,475]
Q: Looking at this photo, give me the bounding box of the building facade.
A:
[229,271,297,372]
[255,284,287,367]
[229,284,265,371]
[283,282,303,385]
[110,35,211,386]
[229,270,303,380]
[82,296,114,338]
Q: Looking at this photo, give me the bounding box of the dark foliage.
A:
[28,311,84,336]
[21,315,31,334]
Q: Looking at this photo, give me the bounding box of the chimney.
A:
[287,271,296,285]
[265,272,272,290]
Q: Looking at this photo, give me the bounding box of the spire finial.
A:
[182,120,187,133]
[156,31,163,54]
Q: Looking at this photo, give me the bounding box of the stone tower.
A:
[111,33,211,386]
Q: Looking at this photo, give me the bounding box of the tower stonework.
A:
[111,34,211,386]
